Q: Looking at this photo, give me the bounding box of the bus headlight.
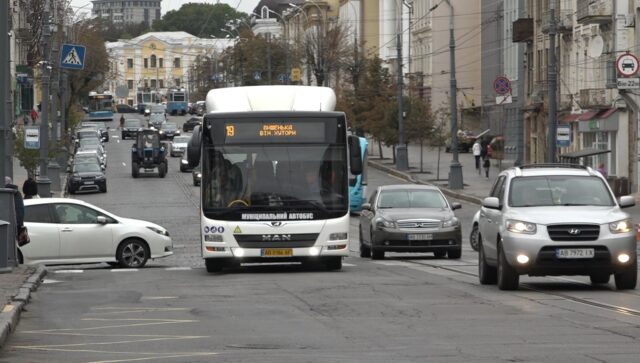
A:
[233,248,245,257]
[309,247,320,256]
[329,232,347,240]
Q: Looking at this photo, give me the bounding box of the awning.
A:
[559,148,611,164]
[577,108,617,121]
[561,113,581,123]
[577,110,599,121]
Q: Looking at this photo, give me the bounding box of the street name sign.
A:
[60,44,86,70]
[24,126,40,149]
[556,124,571,147]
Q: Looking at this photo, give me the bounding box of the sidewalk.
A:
[366,139,640,221]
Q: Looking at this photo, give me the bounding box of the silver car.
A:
[170,136,190,157]
[359,184,462,260]
[477,164,637,290]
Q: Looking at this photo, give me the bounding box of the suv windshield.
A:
[163,123,177,131]
[125,120,141,127]
[509,175,615,207]
[73,163,102,173]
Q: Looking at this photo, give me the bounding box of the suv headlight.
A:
[375,218,396,229]
[146,226,170,236]
[506,219,537,234]
[442,217,459,228]
[609,219,632,234]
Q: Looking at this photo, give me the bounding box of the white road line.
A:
[165,267,191,271]
[42,279,63,284]
[122,162,126,166]
[54,270,84,274]
[342,263,356,267]
[111,269,138,272]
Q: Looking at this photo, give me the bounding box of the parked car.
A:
[116,104,138,113]
[192,165,201,186]
[20,198,173,267]
[75,128,103,148]
[170,135,190,157]
[73,150,105,171]
[182,116,202,132]
[159,122,180,140]
[477,164,637,290]
[359,184,462,260]
[68,162,107,194]
[81,122,109,142]
[76,144,107,168]
[122,118,143,139]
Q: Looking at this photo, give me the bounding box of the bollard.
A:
[0,220,10,273]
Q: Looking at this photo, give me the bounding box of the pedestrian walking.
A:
[483,157,490,178]
[30,108,38,125]
[597,162,608,178]
[472,140,482,174]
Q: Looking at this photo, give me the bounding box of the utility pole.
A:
[546,0,558,163]
[445,0,463,189]
[38,9,52,198]
[0,0,9,181]
[267,32,272,84]
[396,1,409,171]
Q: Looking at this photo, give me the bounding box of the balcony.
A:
[579,88,610,109]
[541,10,574,33]
[512,18,533,42]
[576,0,612,25]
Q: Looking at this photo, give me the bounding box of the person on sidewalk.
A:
[597,162,608,178]
[5,177,24,236]
[30,108,38,125]
[23,177,39,199]
[472,140,482,174]
[483,157,490,178]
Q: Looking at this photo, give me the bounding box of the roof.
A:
[206,86,336,112]
[379,184,440,191]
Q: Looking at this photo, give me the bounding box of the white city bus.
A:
[187,86,363,272]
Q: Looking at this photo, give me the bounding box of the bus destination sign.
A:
[223,120,328,143]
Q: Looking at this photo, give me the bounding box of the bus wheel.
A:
[325,257,342,271]
[205,259,223,273]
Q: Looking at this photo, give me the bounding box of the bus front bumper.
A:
[202,243,349,259]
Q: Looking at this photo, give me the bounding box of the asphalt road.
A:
[1,114,640,362]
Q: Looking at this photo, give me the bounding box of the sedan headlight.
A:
[146,226,170,236]
[375,218,396,229]
[442,217,460,228]
[609,219,632,234]
[181,159,188,164]
[196,173,202,178]
[506,219,537,234]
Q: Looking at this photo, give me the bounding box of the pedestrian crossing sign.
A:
[60,44,86,70]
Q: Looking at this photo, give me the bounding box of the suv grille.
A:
[547,224,600,241]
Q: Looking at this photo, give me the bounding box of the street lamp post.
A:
[443,0,463,189]
[289,1,327,86]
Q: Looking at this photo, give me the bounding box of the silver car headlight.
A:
[609,219,632,234]
[375,218,396,229]
[146,226,170,236]
[196,173,202,178]
[506,219,537,234]
[181,159,188,164]
[442,217,459,228]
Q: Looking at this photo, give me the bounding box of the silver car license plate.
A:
[556,248,594,259]
[408,234,433,241]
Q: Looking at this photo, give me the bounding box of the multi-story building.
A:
[10,0,33,118]
[92,0,161,26]
[105,32,233,105]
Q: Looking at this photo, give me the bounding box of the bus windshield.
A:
[88,95,112,112]
[202,144,347,221]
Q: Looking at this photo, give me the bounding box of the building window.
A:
[150,79,157,88]
[174,57,181,68]
[175,78,181,87]
[159,80,164,89]
[159,58,163,68]
[127,58,133,68]
[127,80,134,89]
[144,80,148,88]
[144,58,148,68]
[150,55,156,68]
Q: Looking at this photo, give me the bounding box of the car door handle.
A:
[61,227,73,232]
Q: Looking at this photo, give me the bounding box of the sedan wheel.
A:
[117,240,149,268]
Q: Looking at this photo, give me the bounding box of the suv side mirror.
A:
[361,203,371,211]
[482,197,501,210]
[96,216,108,224]
[619,195,635,208]
[450,202,462,210]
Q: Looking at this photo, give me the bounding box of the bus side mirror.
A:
[187,125,202,168]
[348,135,363,175]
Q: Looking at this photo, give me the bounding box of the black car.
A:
[159,122,180,140]
[122,119,143,140]
[137,103,148,114]
[179,152,192,172]
[116,104,138,113]
[68,162,107,194]
[182,117,202,132]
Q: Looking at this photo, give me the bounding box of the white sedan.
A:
[170,135,191,157]
[21,198,173,268]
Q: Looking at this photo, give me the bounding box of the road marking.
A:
[343,263,356,267]
[171,244,185,249]
[91,307,189,311]
[2,305,14,313]
[165,266,191,271]
[42,279,63,284]
[140,296,177,300]
[88,352,218,363]
[110,268,138,272]
[54,270,83,274]
[121,162,126,166]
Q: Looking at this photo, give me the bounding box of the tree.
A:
[153,3,247,38]
[304,21,351,86]
[21,0,46,67]
[98,19,149,41]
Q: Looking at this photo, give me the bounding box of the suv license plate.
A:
[84,181,94,185]
[262,248,293,257]
[556,248,595,259]
[408,234,433,241]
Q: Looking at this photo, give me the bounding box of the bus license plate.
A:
[408,234,432,241]
[262,248,293,257]
[556,248,594,259]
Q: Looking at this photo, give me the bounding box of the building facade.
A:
[106,32,233,105]
[92,0,161,26]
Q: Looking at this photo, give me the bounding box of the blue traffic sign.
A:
[493,76,511,95]
[60,44,86,70]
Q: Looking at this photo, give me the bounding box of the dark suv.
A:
[121,119,143,140]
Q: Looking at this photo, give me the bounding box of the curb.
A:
[0,265,47,349]
[368,160,483,205]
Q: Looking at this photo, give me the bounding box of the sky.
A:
[69,0,261,18]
